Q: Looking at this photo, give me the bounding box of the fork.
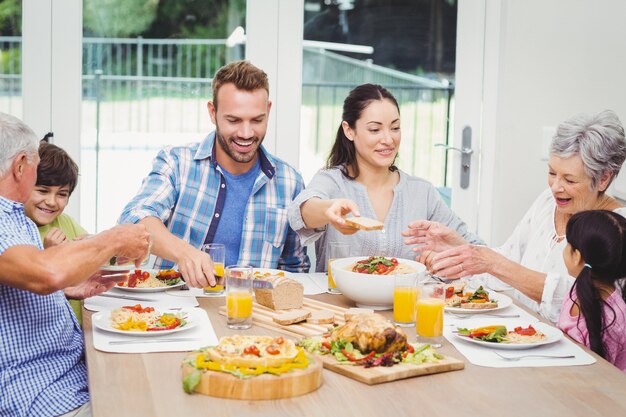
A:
[493,351,575,361]
[109,337,200,345]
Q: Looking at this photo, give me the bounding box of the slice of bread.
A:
[272,309,311,325]
[306,310,335,324]
[344,216,384,231]
[344,307,375,321]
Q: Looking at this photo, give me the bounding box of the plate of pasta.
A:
[454,322,562,350]
[115,269,185,292]
[92,305,195,336]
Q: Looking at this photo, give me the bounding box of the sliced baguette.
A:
[344,307,374,321]
[306,310,335,325]
[272,309,311,325]
[344,216,384,231]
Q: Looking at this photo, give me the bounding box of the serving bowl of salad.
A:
[330,256,426,310]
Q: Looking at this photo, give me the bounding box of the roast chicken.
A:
[330,313,407,354]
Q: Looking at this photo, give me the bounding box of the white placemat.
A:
[85,288,199,312]
[92,307,218,353]
[444,304,540,328]
[444,320,596,368]
[293,272,328,295]
[164,272,329,297]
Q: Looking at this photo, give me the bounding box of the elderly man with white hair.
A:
[0,112,151,417]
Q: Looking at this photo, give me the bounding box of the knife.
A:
[108,337,201,345]
[96,293,158,302]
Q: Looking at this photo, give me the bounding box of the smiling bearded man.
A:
[119,61,310,286]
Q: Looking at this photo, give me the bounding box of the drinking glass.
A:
[225,265,254,329]
[415,281,445,347]
[327,241,351,294]
[393,274,419,327]
[202,243,225,296]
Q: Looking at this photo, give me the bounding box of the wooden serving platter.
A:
[181,354,323,400]
[218,297,348,338]
[317,354,464,385]
[219,298,465,385]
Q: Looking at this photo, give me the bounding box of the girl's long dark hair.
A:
[566,210,626,359]
[327,83,400,179]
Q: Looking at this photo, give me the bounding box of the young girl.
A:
[559,210,626,371]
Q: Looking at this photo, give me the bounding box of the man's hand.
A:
[325,199,361,235]
[43,227,67,249]
[110,224,151,266]
[176,247,217,289]
[64,272,127,300]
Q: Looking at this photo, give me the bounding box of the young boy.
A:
[24,141,88,322]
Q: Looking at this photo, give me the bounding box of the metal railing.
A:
[2,36,454,184]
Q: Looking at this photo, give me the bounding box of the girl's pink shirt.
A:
[558,289,626,372]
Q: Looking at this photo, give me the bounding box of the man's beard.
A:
[215,127,263,164]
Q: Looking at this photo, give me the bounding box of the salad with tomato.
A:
[351,256,400,275]
[457,325,545,344]
[298,336,443,368]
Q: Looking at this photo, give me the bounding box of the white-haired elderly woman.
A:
[402,110,626,323]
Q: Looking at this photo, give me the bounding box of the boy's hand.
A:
[44,227,68,249]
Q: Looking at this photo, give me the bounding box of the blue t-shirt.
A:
[214,159,261,265]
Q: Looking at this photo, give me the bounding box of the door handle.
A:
[434,144,474,155]
[434,126,473,189]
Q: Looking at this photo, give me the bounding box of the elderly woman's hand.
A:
[416,250,437,271]
[402,220,467,253]
[324,198,362,235]
[430,244,495,279]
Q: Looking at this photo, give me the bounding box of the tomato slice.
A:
[514,325,537,336]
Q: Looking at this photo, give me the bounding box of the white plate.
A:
[116,281,185,293]
[453,322,563,350]
[445,291,513,314]
[113,269,185,293]
[92,309,195,336]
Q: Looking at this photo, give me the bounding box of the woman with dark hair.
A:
[288,83,483,272]
[408,110,626,323]
[559,210,626,371]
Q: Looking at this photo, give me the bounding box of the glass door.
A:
[300,0,457,205]
[0,0,22,117]
[80,0,247,232]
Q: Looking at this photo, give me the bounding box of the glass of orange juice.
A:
[202,243,225,296]
[225,264,254,329]
[393,274,419,327]
[416,281,445,347]
[328,241,351,294]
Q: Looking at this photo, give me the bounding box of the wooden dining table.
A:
[83,292,626,417]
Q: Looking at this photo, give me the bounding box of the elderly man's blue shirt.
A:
[0,196,88,417]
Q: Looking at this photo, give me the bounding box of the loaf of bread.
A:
[254,275,304,310]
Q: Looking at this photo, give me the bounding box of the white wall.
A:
[480,0,626,245]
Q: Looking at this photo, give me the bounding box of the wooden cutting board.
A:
[317,354,464,385]
[218,297,348,338]
[218,298,464,384]
[181,354,323,400]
